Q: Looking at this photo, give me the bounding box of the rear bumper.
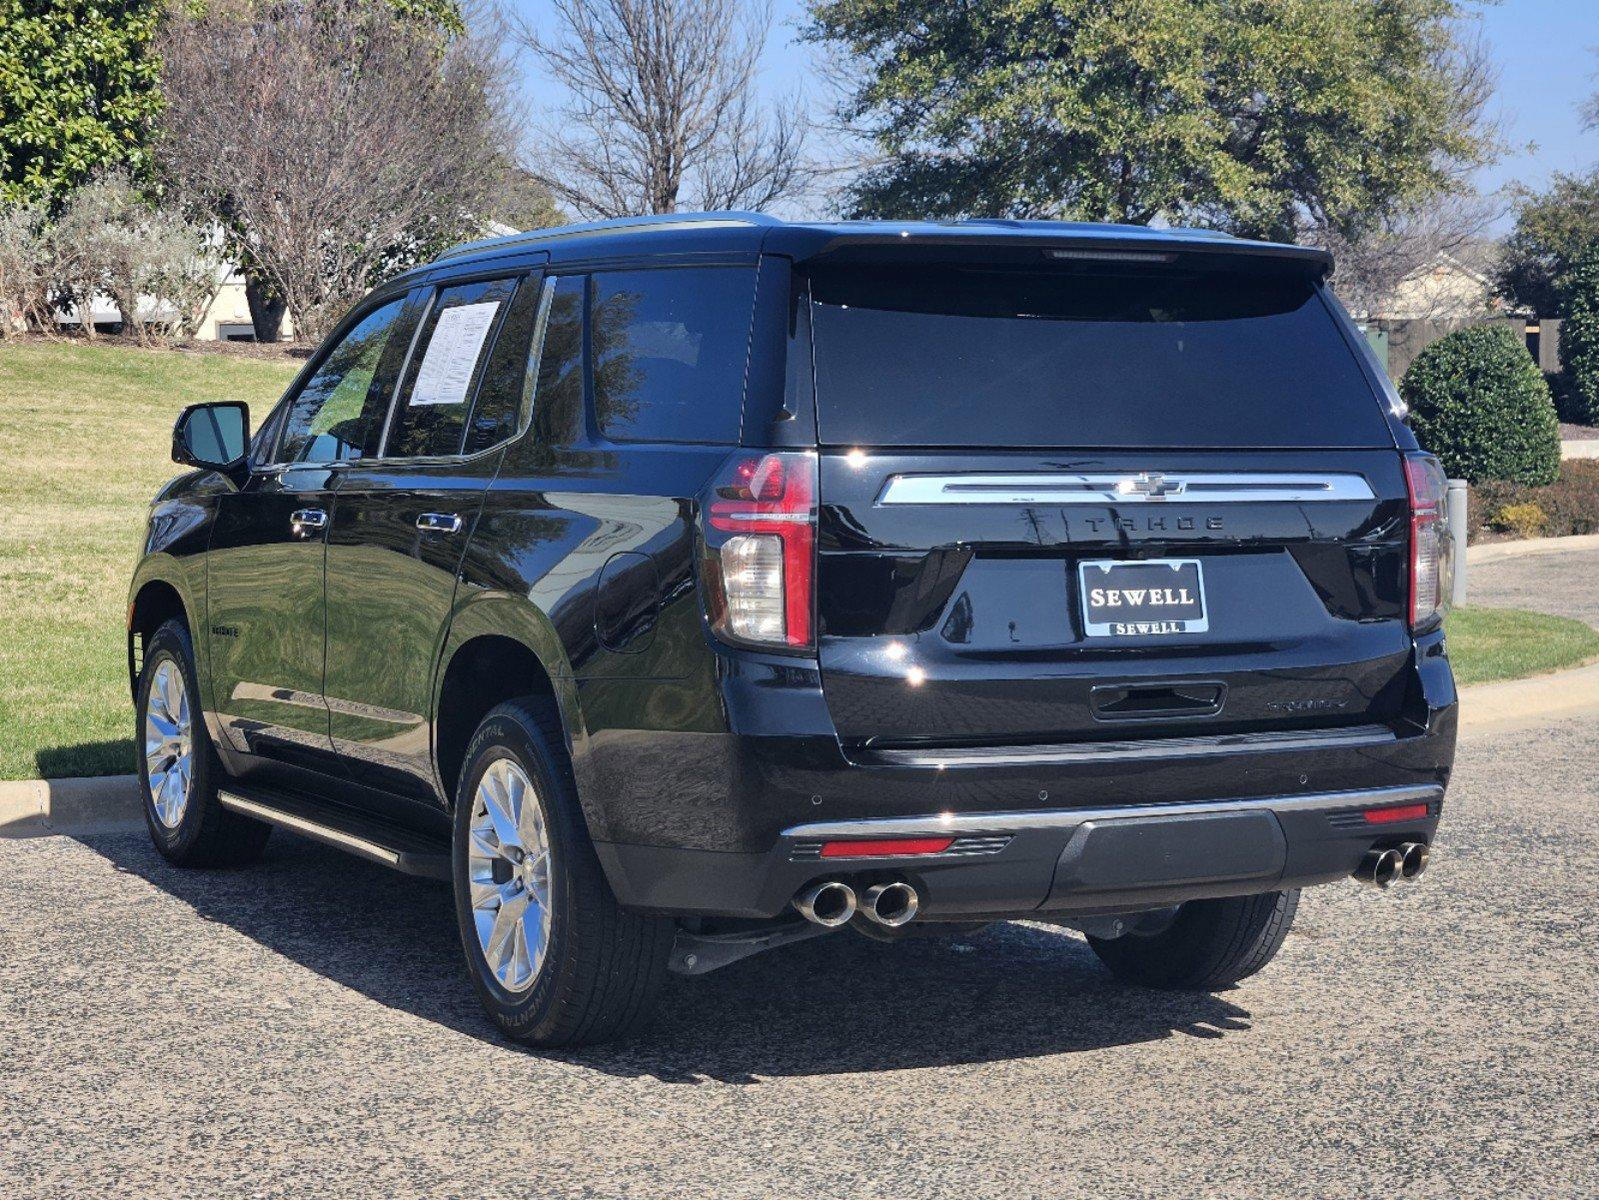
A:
[595,782,1444,919]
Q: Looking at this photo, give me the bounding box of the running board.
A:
[217,789,452,880]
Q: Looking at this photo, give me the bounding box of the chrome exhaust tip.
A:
[1354,848,1403,888]
[1397,841,1430,880]
[794,881,857,927]
[861,881,920,927]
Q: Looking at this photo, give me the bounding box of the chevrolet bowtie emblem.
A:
[1117,472,1184,499]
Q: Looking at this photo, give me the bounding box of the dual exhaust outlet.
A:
[1354,842,1430,888]
[794,880,919,928]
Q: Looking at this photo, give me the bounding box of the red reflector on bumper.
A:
[1363,803,1430,824]
[818,837,955,859]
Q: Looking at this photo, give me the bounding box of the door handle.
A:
[290,508,327,537]
[416,512,462,534]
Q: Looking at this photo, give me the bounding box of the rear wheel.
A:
[451,700,674,1047]
[1086,889,1299,990]
[137,619,271,867]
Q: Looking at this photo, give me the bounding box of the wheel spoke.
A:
[479,769,521,851]
[144,658,193,829]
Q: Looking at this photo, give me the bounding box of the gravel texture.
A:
[1468,546,1599,630]
[2,719,1596,1199]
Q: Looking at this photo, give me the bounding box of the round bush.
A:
[1558,244,1599,426]
[1400,324,1561,485]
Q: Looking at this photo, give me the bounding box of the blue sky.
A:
[510,0,1598,228]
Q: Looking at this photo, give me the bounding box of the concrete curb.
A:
[1457,658,1599,738]
[0,775,142,838]
[1561,438,1599,460]
[1466,532,1599,566]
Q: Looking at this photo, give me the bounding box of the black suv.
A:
[130,214,1457,1046]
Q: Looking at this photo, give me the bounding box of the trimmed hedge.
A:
[1558,244,1599,425]
[1400,324,1561,485]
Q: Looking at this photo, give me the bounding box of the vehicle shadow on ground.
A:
[82,830,1255,1082]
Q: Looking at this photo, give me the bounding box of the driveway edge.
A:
[1466,532,1599,567]
[0,775,142,838]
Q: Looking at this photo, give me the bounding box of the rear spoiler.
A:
[766,225,1333,279]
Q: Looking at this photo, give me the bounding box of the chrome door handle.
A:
[416,512,462,534]
[290,508,327,537]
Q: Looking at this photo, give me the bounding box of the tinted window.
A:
[463,276,547,455]
[531,274,585,446]
[278,298,410,463]
[807,264,1393,448]
[387,277,518,458]
[591,267,755,444]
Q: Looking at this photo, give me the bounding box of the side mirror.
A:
[173,402,250,472]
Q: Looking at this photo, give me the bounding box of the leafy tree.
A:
[0,0,164,204]
[804,0,1499,240]
[1495,171,1599,319]
[1400,324,1560,485]
[1558,245,1599,426]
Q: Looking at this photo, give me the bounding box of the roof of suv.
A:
[431,211,1333,275]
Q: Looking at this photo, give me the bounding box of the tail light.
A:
[702,451,817,651]
[1404,453,1453,631]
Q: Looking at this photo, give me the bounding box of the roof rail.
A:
[433,211,781,262]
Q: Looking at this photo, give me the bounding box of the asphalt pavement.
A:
[1468,544,1599,630]
[2,717,1596,1199]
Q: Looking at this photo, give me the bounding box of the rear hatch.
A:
[804,250,1412,750]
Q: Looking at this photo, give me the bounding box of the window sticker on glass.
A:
[410,301,501,406]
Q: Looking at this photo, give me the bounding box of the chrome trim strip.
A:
[859,724,1397,769]
[217,791,402,867]
[875,472,1376,506]
[782,784,1442,840]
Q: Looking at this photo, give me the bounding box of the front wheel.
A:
[1086,889,1299,990]
[451,700,674,1047]
[137,619,271,867]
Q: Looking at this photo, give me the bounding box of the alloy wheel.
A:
[143,659,193,828]
[467,757,554,994]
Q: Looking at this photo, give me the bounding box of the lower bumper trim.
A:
[781,783,1443,840]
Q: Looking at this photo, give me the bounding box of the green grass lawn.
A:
[2,339,1597,779]
[1445,605,1599,687]
[0,340,297,780]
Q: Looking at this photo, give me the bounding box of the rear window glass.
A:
[591,267,756,444]
[807,263,1392,448]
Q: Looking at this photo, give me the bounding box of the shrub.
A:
[1491,501,1547,538]
[1400,324,1561,485]
[53,171,221,345]
[0,200,54,335]
[1469,460,1599,542]
[1559,244,1599,425]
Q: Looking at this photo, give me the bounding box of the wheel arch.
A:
[433,593,586,813]
[128,573,192,700]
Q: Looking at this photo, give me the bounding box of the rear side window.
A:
[807,263,1393,449]
[463,276,549,455]
[388,277,518,458]
[591,267,756,444]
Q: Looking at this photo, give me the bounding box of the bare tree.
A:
[516,0,809,217]
[157,0,517,341]
[1319,189,1504,323]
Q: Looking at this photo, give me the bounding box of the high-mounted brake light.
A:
[1404,453,1453,632]
[702,452,817,650]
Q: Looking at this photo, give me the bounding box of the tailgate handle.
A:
[1091,682,1226,720]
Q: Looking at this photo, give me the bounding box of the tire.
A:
[137,619,272,868]
[1086,889,1300,990]
[451,699,674,1047]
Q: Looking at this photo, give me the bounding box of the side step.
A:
[217,788,452,880]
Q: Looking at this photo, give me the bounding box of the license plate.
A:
[1078,559,1208,637]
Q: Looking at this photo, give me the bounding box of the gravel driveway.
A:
[2,718,1596,1200]
[1469,545,1599,629]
